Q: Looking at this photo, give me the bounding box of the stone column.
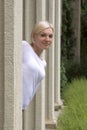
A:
[0,1,4,129]
[45,0,55,128]
[35,0,46,130]
[54,0,62,110]
[23,0,36,41]
[23,0,46,130]
[23,1,36,130]
[0,0,23,130]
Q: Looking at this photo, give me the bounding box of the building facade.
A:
[23,0,62,130]
[0,0,62,130]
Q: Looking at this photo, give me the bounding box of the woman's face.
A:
[34,27,53,50]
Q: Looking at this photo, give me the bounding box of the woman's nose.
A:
[45,36,50,41]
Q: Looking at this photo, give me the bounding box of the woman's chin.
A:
[44,45,50,49]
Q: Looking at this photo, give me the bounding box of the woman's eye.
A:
[40,34,46,37]
[40,34,53,38]
[49,35,53,38]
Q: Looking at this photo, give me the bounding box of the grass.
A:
[57,78,87,130]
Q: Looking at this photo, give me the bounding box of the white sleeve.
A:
[22,41,34,110]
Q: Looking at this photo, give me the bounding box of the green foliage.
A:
[80,62,87,78]
[66,61,87,82]
[66,62,81,82]
[57,78,87,130]
[61,0,76,62]
[81,1,87,38]
[61,61,68,97]
[61,0,87,88]
[61,0,76,95]
[81,1,87,75]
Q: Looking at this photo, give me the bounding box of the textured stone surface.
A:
[0,0,22,130]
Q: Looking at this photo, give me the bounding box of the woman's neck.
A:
[31,43,43,57]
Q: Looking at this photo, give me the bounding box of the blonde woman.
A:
[22,21,54,110]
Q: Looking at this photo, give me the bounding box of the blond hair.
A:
[31,21,54,43]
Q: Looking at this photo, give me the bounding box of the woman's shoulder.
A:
[22,40,33,55]
[22,40,31,49]
[22,40,29,46]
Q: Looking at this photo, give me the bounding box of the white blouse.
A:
[22,40,46,110]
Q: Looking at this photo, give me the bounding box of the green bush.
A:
[66,62,87,82]
[61,61,68,97]
[66,62,81,82]
[81,1,87,79]
[61,0,76,64]
[57,78,87,130]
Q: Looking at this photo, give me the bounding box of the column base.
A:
[45,100,64,130]
[54,100,63,111]
[45,120,57,129]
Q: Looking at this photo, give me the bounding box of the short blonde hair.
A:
[31,21,54,43]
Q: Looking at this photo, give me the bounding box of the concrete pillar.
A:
[23,0,46,130]
[36,0,46,20]
[0,0,23,130]
[35,0,46,130]
[0,1,4,129]
[35,80,46,130]
[23,0,36,41]
[23,1,36,130]
[23,0,62,130]
[23,102,35,130]
[54,0,62,109]
[45,0,55,126]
